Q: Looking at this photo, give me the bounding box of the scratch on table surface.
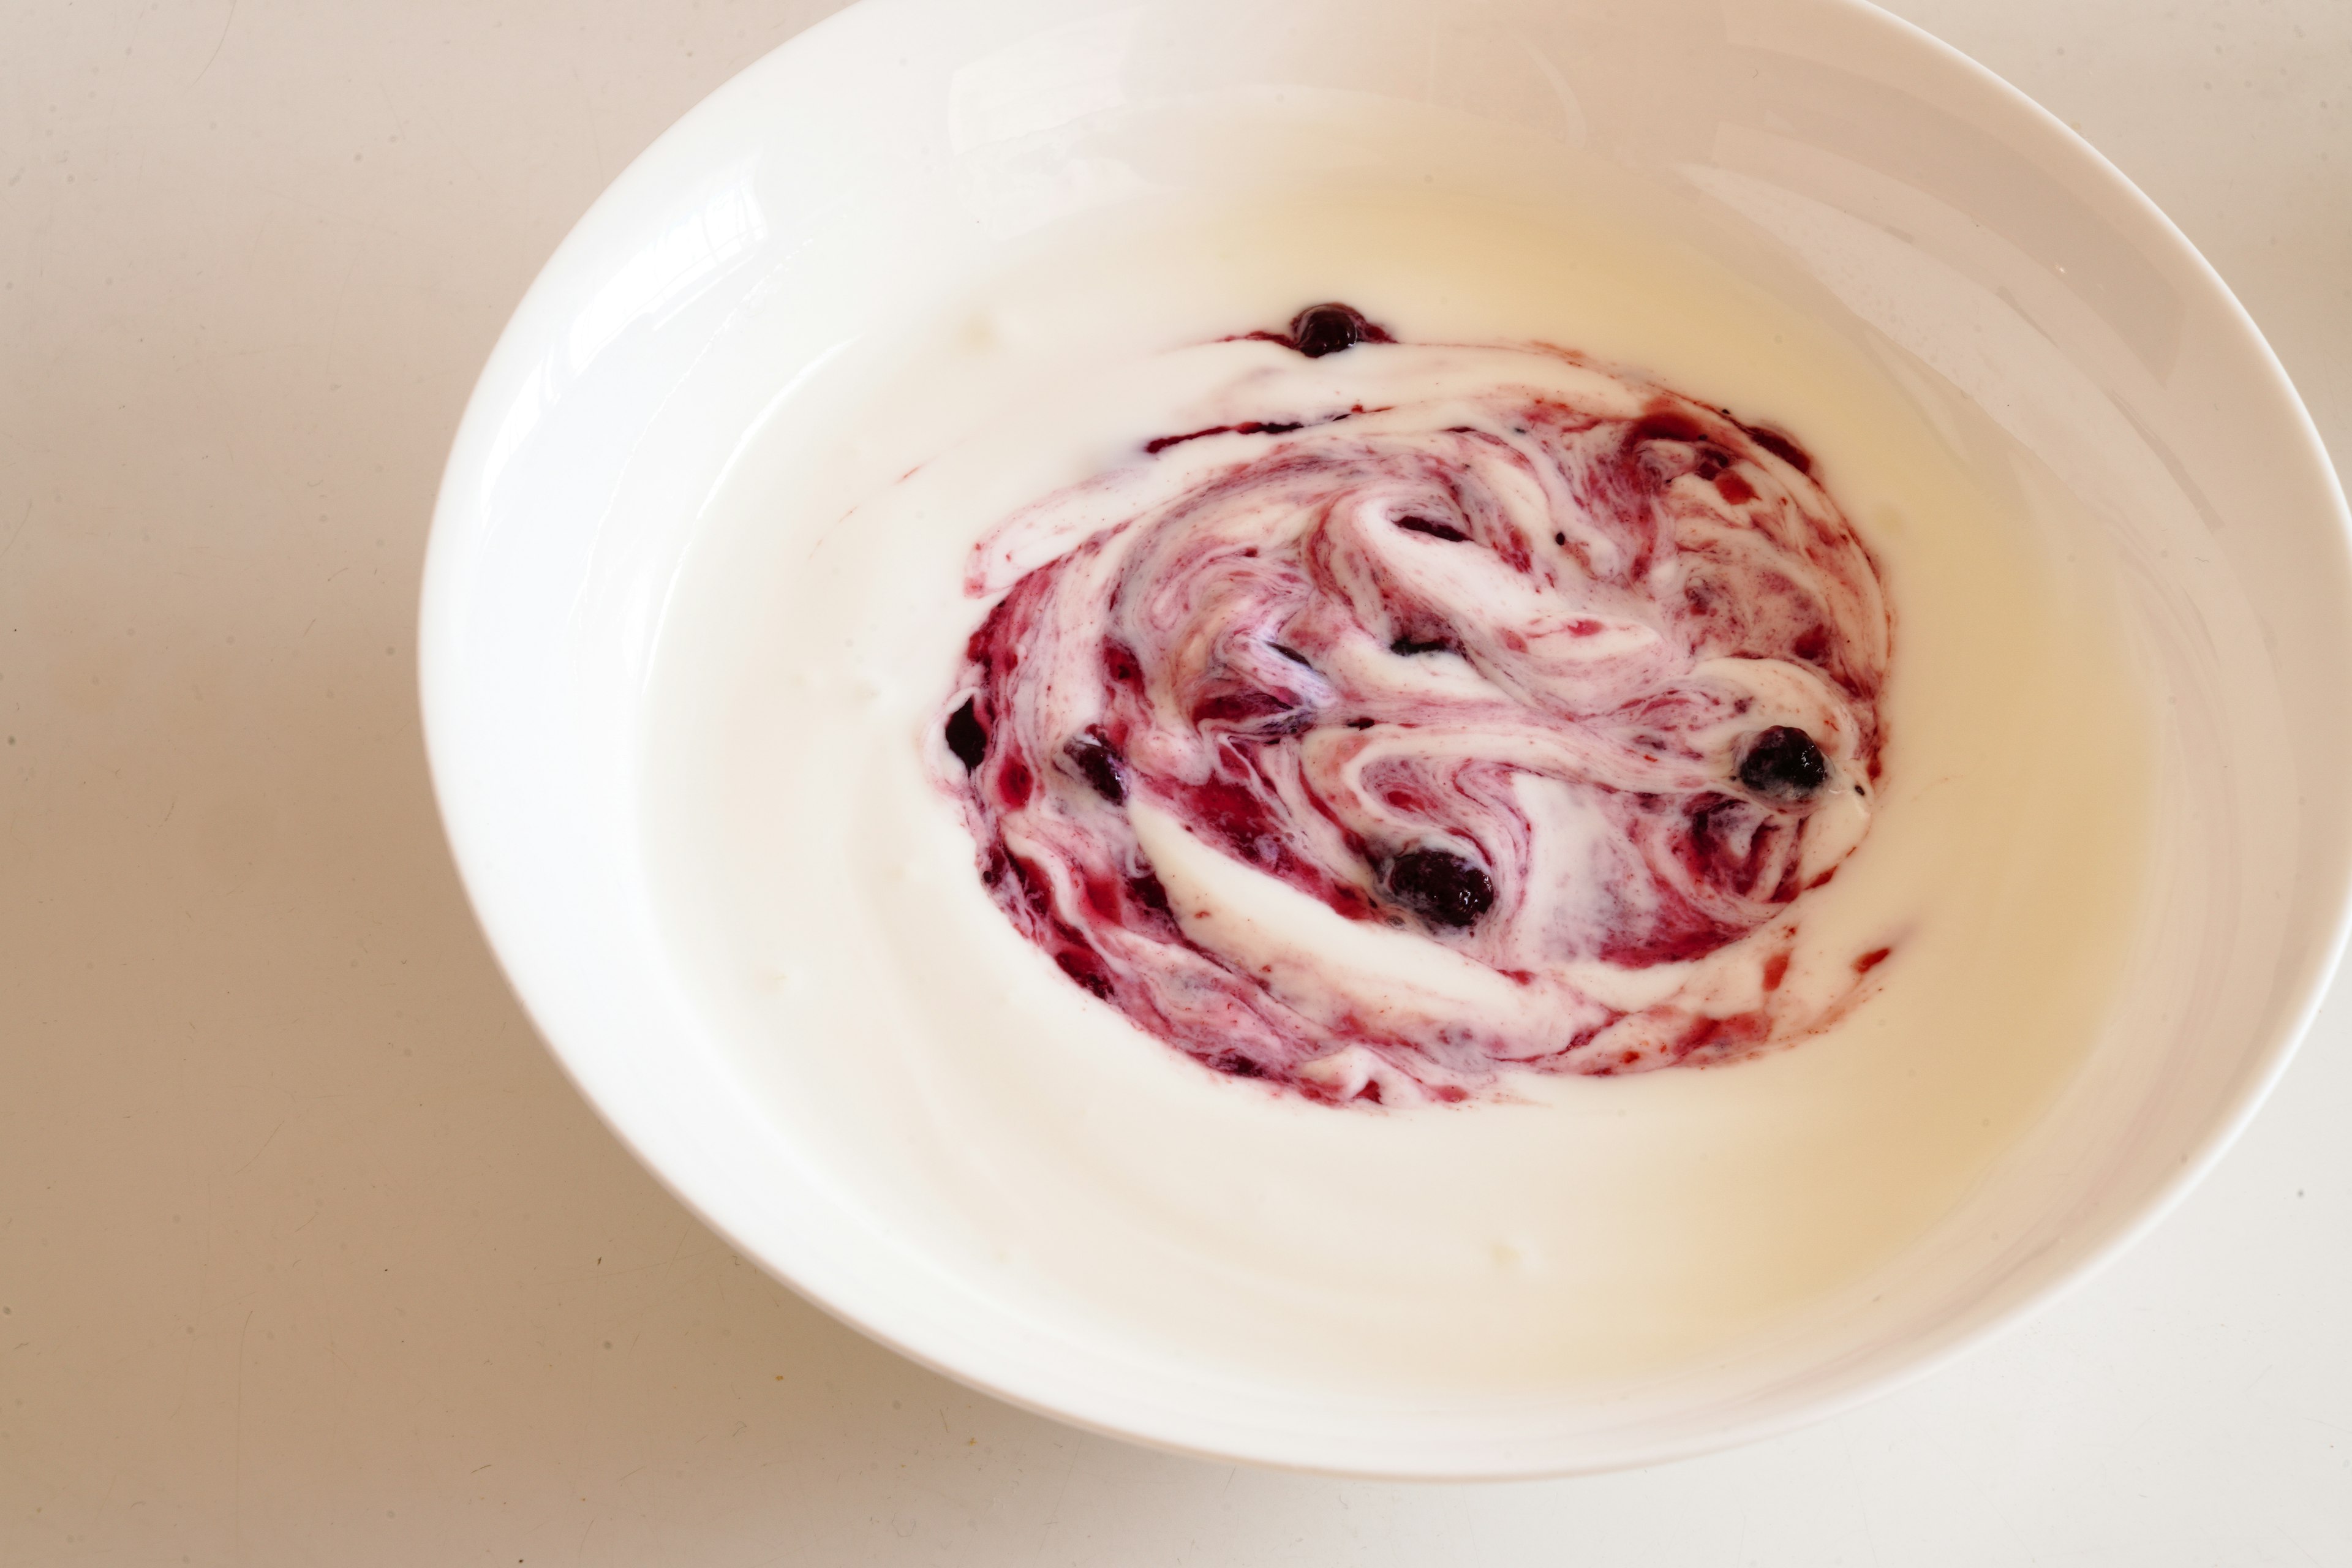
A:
[1844,1431,1886,1567]
[231,1119,285,1175]
[322,239,363,387]
[551,1246,727,1285]
[570,64,609,185]
[1036,1447,1079,1553]
[233,1307,254,1555]
[372,70,410,143]
[192,0,239,88]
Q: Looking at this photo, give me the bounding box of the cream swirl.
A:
[937,311,1893,1104]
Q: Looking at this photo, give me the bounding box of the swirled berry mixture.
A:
[938,306,1893,1104]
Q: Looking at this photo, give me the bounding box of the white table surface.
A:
[3,1,2346,1562]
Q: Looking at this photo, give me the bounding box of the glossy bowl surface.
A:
[420,0,2352,1476]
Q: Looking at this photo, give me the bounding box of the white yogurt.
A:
[639,186,2156,1396]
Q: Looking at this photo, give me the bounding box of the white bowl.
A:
[420,0,2352,1476]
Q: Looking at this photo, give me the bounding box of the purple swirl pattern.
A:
[937,315,1892,1104]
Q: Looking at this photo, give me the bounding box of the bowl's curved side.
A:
[1785,0,2352,1428]
[419,0,2352,1477]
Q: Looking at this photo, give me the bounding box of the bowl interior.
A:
[421,0,2352,1476]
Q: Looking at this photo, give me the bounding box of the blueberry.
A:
[1066,729,1125,803]
[1384,848,1496,929]
[1738,725,1830,801]
[945,698,987,771]
[1288,303,1391,358]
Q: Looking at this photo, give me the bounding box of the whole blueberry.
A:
[945,698,988,771]
[1738,725,1830,802]
[1288,303,1392,358]
[1384,848,1496,929]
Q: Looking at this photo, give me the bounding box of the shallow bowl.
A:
[420,0,2352,1476]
